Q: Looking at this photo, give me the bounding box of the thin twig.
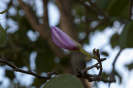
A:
[112,49,123,73]
[83,63,99,72]
[75,69,116,83]
[82,58,106,73]
[75,49,116,83]
[0,51,115,83]
[0,54,58,79]
[110,48,123,81]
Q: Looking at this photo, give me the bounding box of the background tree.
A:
[0,0,133,88]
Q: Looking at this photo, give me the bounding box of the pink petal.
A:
[51,26,78,50]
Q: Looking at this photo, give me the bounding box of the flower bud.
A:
[51,26,79,51]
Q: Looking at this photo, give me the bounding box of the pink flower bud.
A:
[51,26,79,50]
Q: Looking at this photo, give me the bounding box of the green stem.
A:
[71,38,98,60]
[79,47,92,57]
[79,47,98,60]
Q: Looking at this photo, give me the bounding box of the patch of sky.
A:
[30,51,37,70]
[27,30,39,42]
[48,2,60,26]
[0,66,10,88]
[85,1,90,6]
[98,15,104,20]
[6,19,18,33]
[91,21,98,28]
[113,20,124,35]
[34,0,44,17]
[19,9,25,16]
[79,32,86,40]
[71,9,76,16]
[81,15,85,22]
[14,66,35,87]
[12,0,19,6]
[54,57,60,63]
[8,6,17,16]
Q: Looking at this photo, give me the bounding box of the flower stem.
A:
[79,47,98,60]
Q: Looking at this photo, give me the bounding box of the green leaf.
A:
[97,20,113,31]
[101,72,110,80]
[101,51,109,56]
[96,0,111,11]
[120,3,130,19]
[32,77,46,88]
[5,70,15,80]
[110,33,119,48]
[119,21,133,48]
[43,74,83,88]
[108,0,129,18]
[125,62,133,71]
[0,25,6,45]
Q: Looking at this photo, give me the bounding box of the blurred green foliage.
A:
[0,25,6,45]
[125,62,133,71]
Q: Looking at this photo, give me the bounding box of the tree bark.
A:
[56,0,91,87]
